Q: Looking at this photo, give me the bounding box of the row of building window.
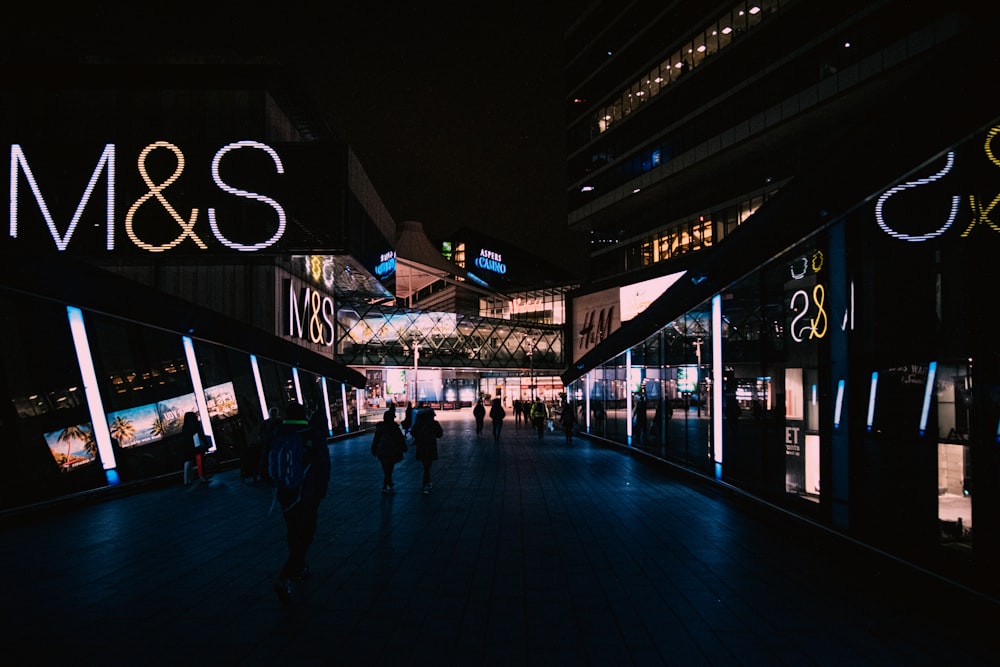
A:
[590,1,782,138]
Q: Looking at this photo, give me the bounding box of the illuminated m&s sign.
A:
[8,140,286,253]
[283,278,334,347]
[473,248,507,274]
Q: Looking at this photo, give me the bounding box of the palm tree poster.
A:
[106,404,162,448]
[44,423,98,470]
[157,393,198,437]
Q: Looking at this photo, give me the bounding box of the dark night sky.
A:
[3,3,585,274]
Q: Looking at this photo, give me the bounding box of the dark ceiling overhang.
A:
[0,253,367,388]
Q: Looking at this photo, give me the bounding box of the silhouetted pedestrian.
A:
[473,399,486,436]
[411,407,443,493]
[273,401,330,604]
[489,398,506,442]
[371,409,406,493]
[529,397,547,439]
[560,402,577,446]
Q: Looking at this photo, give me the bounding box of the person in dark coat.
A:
[560,401,577,446]
[489,398,506,443]
[371,409,406,493]
[274,401,330,604]
[411,407,443,494]
[472,399,486,436]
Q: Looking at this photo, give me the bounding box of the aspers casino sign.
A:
[4,140,340,255]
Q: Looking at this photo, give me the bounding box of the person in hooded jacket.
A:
[273,401,330,604]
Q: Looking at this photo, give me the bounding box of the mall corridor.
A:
[1,408,995,666]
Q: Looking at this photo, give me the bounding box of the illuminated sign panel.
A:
[874,124,1000,244]
[281,274,335,350]
[473,248,507,274]
[375,250,396,277]
[4,141,349,256]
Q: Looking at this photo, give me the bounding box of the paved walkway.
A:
[1,409,996,666]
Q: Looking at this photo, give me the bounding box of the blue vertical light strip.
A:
[585,372,591,432]
[321,377,333,436]
[625,349,633,446]
[867,372,878,431]
[811,384,817,405]
[250,354,268,421]
[834,380,845,429]
[66,307,119,486]
[182,336,216,450]
[712,294,723,466]
[355,387,362,428]
[919,361,937,436]
[292,367,303,404]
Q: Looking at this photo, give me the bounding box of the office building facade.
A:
[563,1,1000,597]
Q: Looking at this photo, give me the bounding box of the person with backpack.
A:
[411,407,443,494]
[270,401,330,604]
[371,409,406,494]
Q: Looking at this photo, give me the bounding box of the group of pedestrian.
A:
[371,402,443,495]
[233,398,576,603]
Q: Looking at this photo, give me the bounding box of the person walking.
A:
[272,401,330,604]
[529,397,548,440]
[559,401,577,446]
[472,398,486,437]
[401,401,414,435]
[489,397,506,443]
[513,399,523,427]
[182,411,210,484]
[371,409,406,493]
[411,407,443,494]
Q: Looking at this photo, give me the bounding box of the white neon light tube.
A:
[834,380,845,429]
[182,336,215,449]
[250,354,268,421]
[867,372,878,431]
[292,367,303,405]
[67,307,119,483]
[625,349,633,443]
[321,377,332,436]
[712,295,723,464]
[919,361,937,436]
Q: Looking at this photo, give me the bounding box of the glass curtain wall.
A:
[568,123,1000,596]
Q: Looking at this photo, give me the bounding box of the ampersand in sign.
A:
[125,141,207,252]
